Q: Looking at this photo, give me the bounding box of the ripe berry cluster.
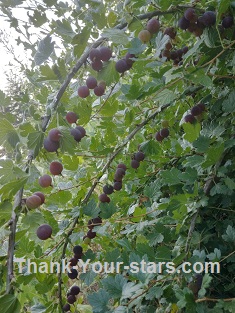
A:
[155,127,170,142]
[30,161,63,236]
[138,18,161,43]
[131,150,145,169]
[89,46,112,71]
[27,162,62,208]
[43,113,86,153]
[43,128,61,153]
[67,245,83,280]
[154,120,170,142]
[38,161,62,189]
[164,27,177,39]
[96,163,127,210]
[83,217,103,244]
[76,46,112,98]
[63,245,83,311]
[66,111,87,142]
[63,284,81,312]
[25,191,45,209]
[184,103,206,123]
[178,9,216,36]
[78,77,106,98]
[115,52,136,74]
[161,46,188,66]
[112,163,127,191]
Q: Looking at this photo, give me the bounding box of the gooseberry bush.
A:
[0,0,235,312]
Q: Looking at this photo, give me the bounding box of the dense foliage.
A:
[0,0,235,312]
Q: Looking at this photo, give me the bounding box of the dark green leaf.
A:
[0,295,21,313]
[87,289,111,313]
[83,199,100,217]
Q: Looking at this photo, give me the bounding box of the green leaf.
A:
[0,201,12,226]
[91,5,106,29]
[202,27,220,48]
[87,289,111,313]
[99,98,119,117]
[116,238,132,251]
[140,140,159,155]
[145,286,163,300]
[225,177,235,190]
[210,183,230,196]
[0,159,27,184]
[121,282,144,299]
[202,142,224,168]
[99,202,117,219]
[97,61,119,87]
[222,90,235,113]
[30,304,47,313]
[193,136,210,153]
[37,64,58,81]
[83,199,100,217]
[72,27,91,58]
[131,206,146,222]
[43,0,56,6]
[207,248,221,261]
[161,168,182,185]
[28,10,47,27]
[102,28,129,45]
[0,228,11,241]
[0,176,28,200]
[59,126,78,155]
[182,122,201,143]
[0,90,11,107]
[147,228,164,246]
[154,89,177,105]
[107,11,117,27]
[0,0,24,7]
[27,131,44,158]
[217,0,230,22]
[76,102,92,125]
[34,35,54,66]
[47,190,72,205]
[154,32,171,57]
[55,19,76,38]
[144,181,161,200]
[0,118,18,146]
[129,37,147,55]
[0,295,21,313]
[183,155,204,168]
[128,17,143,33]
[187,69,212,87]
[222,225,235,242]
[21,212,45,230]
[80,271,97,286]
[102,275,127,299]
[35,275,56,294]
[15,236,35,257]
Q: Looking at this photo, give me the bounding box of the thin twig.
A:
[195,297,235,303]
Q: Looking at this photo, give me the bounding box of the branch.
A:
[6,189,23,294]
[195,297,235,303]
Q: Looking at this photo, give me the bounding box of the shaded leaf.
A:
[34,35,54,66]
[87,289,111,313]
[0,295,21,313]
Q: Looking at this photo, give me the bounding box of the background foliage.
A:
[0,0,235,312]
